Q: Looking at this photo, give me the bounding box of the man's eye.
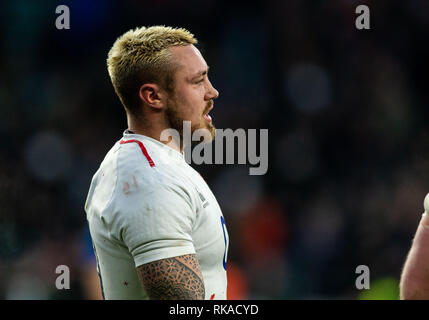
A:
[195,79,204,84]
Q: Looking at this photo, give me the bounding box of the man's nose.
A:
[206,80,219,100]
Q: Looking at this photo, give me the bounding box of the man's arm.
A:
[400,213,429,299]
[136,254,205,300]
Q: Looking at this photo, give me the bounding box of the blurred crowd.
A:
[1,0,429,299]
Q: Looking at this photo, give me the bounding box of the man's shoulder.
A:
[90,138,160,194]
[116,140,186,191]
[95,134,195,204]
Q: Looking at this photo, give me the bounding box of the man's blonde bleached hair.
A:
[107,25,197,115]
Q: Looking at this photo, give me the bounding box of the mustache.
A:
[203,100,213,115]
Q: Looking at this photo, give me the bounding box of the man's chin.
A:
[192,124,216,143]
[207,123,216,140]
[206,123,216,141]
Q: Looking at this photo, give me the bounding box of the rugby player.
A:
[84,26,228,300]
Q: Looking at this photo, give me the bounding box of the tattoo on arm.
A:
[137,254,205,300]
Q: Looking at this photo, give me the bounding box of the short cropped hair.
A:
[107,26,197,116]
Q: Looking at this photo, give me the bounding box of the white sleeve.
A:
[120,183,196,267]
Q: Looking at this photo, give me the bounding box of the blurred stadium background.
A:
[1,0,429,299]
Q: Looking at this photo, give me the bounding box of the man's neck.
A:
[128,116,183,153]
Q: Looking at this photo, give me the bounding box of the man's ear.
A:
[138,84,166,110]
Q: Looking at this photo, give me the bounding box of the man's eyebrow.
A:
[191,66,210,79]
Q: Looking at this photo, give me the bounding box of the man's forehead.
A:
[170,45,208,76]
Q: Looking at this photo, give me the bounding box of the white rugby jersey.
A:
[84,130,228,300]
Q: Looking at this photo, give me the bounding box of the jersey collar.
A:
[122,129,185,160]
